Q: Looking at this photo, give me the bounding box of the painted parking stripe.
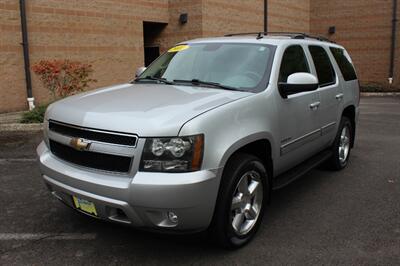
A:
[0,233,97,240]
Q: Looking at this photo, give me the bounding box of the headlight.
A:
[139,135,204,172]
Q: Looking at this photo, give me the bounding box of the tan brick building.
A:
[0,0,399,113]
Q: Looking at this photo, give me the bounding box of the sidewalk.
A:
[361,92,400,97]
[0,112,42,132]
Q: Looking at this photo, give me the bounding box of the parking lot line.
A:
[0,233,97,241]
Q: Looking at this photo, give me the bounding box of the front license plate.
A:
[72,196,98,216]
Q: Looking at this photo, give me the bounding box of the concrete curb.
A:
[0,123,43,132]
[0,111,25,124]
[361,92,400,97]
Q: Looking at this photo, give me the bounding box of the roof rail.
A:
[224,32,335,43]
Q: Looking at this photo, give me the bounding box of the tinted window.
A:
[279,45,310,82]
[330,47,357,81]
[309,45,336,87]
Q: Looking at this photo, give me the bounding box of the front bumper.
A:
[37,141,221,232]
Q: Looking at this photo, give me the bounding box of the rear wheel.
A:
[327,116,352,170]
[210,153,269,249]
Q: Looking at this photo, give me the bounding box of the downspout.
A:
[389,0,398,85]
[264,0,268,33]
[19,0,34,110]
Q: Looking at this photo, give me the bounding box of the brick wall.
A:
[0,0,26,113]
[268,0,310,32]
[310,0,399,90]
[160,0,203,53]
[395,1,399,89]
[0,0,170,113]
[202,0,310,35]
[202,0,264,35]
[0,0,399,113]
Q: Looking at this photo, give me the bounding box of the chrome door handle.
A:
[309,101,320,110]
[335,93,344,100]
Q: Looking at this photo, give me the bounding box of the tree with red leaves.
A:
[32,60,97,99]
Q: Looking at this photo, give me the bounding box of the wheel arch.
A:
[209,136,274,232]
[342,104,356,147]
[219,134,274,187]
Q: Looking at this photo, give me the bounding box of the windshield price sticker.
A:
[168,45,190,53]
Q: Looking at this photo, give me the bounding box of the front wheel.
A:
[327,117,353,170]
[210,153,269,249]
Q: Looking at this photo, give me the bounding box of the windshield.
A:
[137,43,275,92]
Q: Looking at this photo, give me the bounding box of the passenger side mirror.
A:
[278,73,319,98]
[135,66,147,78]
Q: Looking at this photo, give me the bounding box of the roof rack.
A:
[224,32,335,43]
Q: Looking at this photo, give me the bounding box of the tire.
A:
[210,153,269,249]
[326,116,353,170]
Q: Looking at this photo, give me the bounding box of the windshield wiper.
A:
[173,79,241,91]
[134,76,174,85]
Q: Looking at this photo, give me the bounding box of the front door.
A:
[275,45,322,174]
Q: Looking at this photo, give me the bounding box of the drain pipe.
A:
[264,0,268,32]
[19,0,34,110]
[389,0,398,85]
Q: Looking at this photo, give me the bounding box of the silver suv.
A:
[37,33,360,248]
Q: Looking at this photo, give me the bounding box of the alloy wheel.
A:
[339,126,351,163]
[230,170,263,236]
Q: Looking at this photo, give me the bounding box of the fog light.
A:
[167,211,178,224]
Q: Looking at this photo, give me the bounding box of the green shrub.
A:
[20,104,48,124]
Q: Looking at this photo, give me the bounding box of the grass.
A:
[20,104,48,124]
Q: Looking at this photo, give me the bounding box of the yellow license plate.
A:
[72,196,97,216]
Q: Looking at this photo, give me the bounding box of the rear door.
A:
[307,45,343,147]
[329,47,360,106]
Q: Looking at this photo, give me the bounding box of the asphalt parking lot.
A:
[0,97,399,265]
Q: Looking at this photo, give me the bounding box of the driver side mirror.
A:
[135,66,147,78]
[278,72,319,99]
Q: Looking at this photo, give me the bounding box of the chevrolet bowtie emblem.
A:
[70,138,91,151]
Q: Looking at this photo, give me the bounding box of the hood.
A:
[46,83,251,136]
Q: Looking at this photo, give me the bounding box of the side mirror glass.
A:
[278,72,319,98]
[135,66,147,78]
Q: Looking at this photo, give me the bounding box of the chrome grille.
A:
[49,120,138,147]
[49,140,132,173]
[48,120,137,173]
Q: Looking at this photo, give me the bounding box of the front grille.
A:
[49,121,137,146]
[50,140,132,173]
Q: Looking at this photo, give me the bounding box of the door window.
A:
[309,45,336,87]
[330,47,357,81]
[279,45,310,82]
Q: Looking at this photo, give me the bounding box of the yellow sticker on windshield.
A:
[168,45,190,53]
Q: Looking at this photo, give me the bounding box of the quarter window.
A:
[330,47,357,81]
[309,45,336,87]
[279,45,310,82]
